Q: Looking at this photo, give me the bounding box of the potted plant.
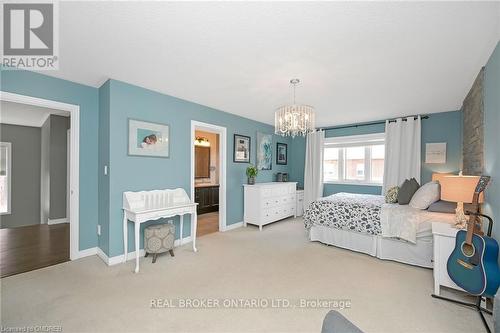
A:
[246,165,258,185]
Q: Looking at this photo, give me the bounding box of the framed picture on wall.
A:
[128,119,170,158]
[276,142,287,165]
[257,132,272,170]
[233,134,251,163]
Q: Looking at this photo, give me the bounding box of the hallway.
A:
[196,212,219,237]
[0,223,69,278]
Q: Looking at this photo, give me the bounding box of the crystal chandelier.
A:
[275,79,316,137]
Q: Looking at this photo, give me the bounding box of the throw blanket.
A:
[304,193,385,236]
[380,204,422,244]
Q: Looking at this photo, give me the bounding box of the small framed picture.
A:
[276,142,287,165]
[128,119,170,158]
[233,134,251,163]
[425,142,447,164]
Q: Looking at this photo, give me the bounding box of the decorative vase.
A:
[248,176,255,185]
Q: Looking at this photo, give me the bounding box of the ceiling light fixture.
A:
[194,136,210,147]
[275,79,315,138]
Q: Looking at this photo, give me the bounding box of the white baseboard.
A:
[223,221,243,231]
[96,247,109,264]
[96,236,193,266]
[48,217,69,225]
[77,247,97,259]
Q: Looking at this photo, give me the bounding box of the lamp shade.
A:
[440,175,484,203]
[432,172,455,183]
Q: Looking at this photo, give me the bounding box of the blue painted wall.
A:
[420,111,463,182]
[315,112,463,197]
[102,79,299,257]
[0,67,470,255]
[0,68,99,251]
[484,41,500,241]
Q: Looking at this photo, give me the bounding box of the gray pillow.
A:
[398,178,420,205]
[428,200,473,214]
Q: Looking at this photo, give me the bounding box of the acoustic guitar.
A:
[447,176,500,297]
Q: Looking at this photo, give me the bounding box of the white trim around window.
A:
[323,133,385,186]
[324,133,385,147]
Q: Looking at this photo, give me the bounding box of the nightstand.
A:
[432,222,465,296]
[296,190,304,217]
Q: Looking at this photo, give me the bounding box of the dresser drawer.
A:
[262,208,274,222]
[261,194,295,208]
[262,205,295,221]
[271,186,288,197]
[261,197,281,208]
[262,207,282,223]
[282,204,295,216]
[261,187,273,198]
[280,195,293,205]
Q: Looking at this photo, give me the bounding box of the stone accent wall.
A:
[462,67,484,175]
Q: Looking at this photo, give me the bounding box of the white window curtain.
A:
[383,116,421,193]
[304,130,325,208]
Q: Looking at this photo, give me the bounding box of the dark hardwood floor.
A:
[0,223,69,278]
[196,212,219,237]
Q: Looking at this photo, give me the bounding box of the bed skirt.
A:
[309,225,433,268]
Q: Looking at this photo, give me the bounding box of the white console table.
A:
[123,189,198,273]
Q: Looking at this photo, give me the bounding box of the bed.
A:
[303,192,455,268]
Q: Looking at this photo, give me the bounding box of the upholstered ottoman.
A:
[144,223,175,263]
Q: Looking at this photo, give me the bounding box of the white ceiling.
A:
[0,101,69,127]
[38,1,500,127]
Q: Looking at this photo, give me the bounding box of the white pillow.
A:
[409,181,440,210]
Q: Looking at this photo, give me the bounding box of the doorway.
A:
[190,121,227,237]
[0,92,80,277]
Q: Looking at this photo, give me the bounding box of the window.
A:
[323,133,385,185]
[0,142,12,214]
[323,147,339,182]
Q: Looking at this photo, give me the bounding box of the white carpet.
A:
[0,218,491,332]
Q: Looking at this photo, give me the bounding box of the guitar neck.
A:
[465,193,480,245]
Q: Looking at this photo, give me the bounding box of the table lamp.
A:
[440,174,484,228]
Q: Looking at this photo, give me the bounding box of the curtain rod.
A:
[319,115,429,131]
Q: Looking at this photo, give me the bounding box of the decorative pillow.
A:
[385,186,399,203]
[428,200,473,214]
[409,181,440,210]
[398,178,420,205]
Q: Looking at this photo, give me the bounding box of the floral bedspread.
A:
[303,192,385,236]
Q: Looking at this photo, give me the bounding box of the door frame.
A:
[0,91,80,260]
[190,120,227,231]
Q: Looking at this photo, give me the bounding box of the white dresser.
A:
[243,182,297,231]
